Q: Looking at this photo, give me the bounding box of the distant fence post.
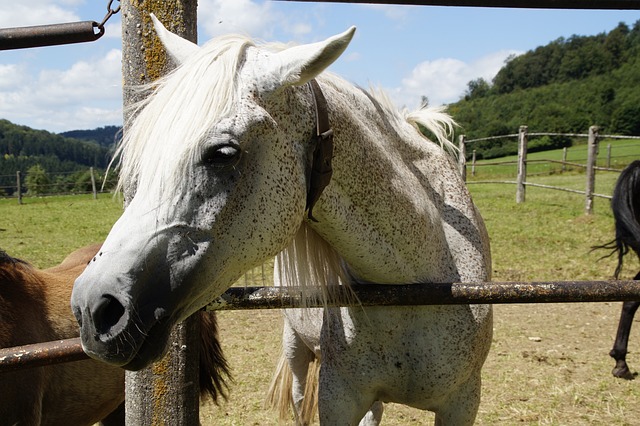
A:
[121,1,200,425]
[562,147,567,172]
[585,126,599,215]
[16,171,22,205]
[606,143,611,169]
[458,134,466,182]
[90,167,97,200]
[516,125,528,203]
[471,150,476,177]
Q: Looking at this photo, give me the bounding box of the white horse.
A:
[71,16,492,425]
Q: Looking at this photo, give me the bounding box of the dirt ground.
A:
[200,301,640,425]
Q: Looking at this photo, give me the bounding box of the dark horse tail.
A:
[596,160,640,278]
[199,310,232,403]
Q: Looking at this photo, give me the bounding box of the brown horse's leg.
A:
[99,402,125,426]
[610,300,640,380]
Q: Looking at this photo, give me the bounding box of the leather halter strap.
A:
[305,79,334,222]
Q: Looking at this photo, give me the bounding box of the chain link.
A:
[98,0,121,30]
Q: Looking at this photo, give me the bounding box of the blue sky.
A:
[1,0,640,133]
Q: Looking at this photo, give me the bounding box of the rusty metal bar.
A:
[275,0,640,9]
[207,280,640,311]
[0,21,103,51]
[3,280,639,372]
[0,337,87,373]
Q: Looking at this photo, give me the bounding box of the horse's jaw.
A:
[69,209,223,370]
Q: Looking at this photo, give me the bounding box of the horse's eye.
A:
[203,145,240,167]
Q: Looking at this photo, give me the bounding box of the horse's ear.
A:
[151,14,200,65]
[274,27,356,87]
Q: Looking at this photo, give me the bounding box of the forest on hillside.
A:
[0,120,114,195]
[59,126,121,148]
[448,20,640,159]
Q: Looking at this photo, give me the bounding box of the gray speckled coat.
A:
[70,18,492,425]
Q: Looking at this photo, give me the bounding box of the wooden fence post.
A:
[471,150,476,177]
[606,143,611,169]
[121,1,200,425]
[516,125,528,203]
[585,126,599,215]
[16,171,22,205]
[90,167,97,199]
[458,134,466,182]
[562,147,567,172]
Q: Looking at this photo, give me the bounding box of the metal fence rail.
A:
[3,279,640,373]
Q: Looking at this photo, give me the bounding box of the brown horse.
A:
[0,243,231,425]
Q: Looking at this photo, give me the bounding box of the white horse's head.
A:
[71,16,355,370]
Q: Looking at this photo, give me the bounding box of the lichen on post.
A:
[120,1,200,424]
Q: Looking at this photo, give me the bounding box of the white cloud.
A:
[0,0,79,27]
[0,64,29,90]
[389,49,521,110]
[198,0,277,39]
[0,50,122,132]
[197,0,319,42]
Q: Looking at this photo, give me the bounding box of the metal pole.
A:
[5,279,640,372]
[0,337,87,372]
[206,280,640,311]
[120,1,199,425]
[0,21,103,50]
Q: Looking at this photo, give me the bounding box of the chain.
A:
[98,0,121,30]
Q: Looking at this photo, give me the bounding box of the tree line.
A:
[0,120,118,196]
[448,20,640,159]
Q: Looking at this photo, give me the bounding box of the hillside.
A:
[0,119,114,195]
[60,126,121,148]
[448,20,640,159]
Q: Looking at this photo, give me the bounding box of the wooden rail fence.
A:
[457,126,640,214]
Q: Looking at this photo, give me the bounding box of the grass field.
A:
[1,158,640,424]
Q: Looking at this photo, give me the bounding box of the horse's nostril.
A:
[93,295,126,335]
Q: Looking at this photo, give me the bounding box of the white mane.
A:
[112,30,457,208]
[112,34,256,203]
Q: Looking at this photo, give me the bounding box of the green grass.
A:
[2,170,640,425]
[471,184,616,282]
[463,139,639,284]
[0,194,122,268]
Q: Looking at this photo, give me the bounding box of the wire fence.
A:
[0,167,114,203]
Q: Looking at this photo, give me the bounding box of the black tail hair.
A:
[595,160,640,278]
